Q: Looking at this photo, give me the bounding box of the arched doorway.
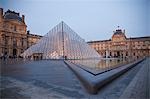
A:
[117,51,120,57]
[13,49,17,57]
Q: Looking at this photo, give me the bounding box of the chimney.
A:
[27,30,30,34]
[123,29,125,34]
[0,8,3,16]
[0,8,3,22]
[22,15,25,23]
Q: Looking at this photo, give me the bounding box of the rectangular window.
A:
[22,38,24,46]
[13,39,17,47]
[5,37,8,45]
[14,26,16,31]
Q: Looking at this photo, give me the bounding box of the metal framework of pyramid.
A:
[22,21,100,59]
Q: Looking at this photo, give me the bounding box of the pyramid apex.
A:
[60,21,66,27]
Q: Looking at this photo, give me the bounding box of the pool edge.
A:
[64,58,145,94]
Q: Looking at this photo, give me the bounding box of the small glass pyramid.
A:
[22,21,100,59]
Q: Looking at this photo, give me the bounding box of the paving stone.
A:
[0,86,30,99]
[0,58,149,99]
[120,58,149,99]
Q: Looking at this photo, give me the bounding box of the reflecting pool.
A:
[69,58,135,74]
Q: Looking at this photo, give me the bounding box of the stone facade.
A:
[0,8,42,58]
[27,31,42,49]
[88,29,150,58]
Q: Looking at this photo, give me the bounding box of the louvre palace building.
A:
[0,8,42,58]
[0,8,149,59]
[88,29,150,59]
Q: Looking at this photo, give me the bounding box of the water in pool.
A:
[69,58,135,74]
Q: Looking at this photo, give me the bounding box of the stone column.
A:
[106,50,109,58]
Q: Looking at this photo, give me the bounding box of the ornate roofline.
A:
[87,36,150,43]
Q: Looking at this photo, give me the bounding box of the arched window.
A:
[126,52,128,56]
[110,52,112,56]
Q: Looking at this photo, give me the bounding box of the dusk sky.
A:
[0,0,149,41]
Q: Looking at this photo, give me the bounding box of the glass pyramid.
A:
[22,21,101,59]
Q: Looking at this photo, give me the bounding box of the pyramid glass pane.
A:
[21,22,101,59]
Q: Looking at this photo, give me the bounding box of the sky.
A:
[0,0,149,41]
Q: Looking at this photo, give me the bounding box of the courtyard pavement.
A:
[0,58,149,99]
